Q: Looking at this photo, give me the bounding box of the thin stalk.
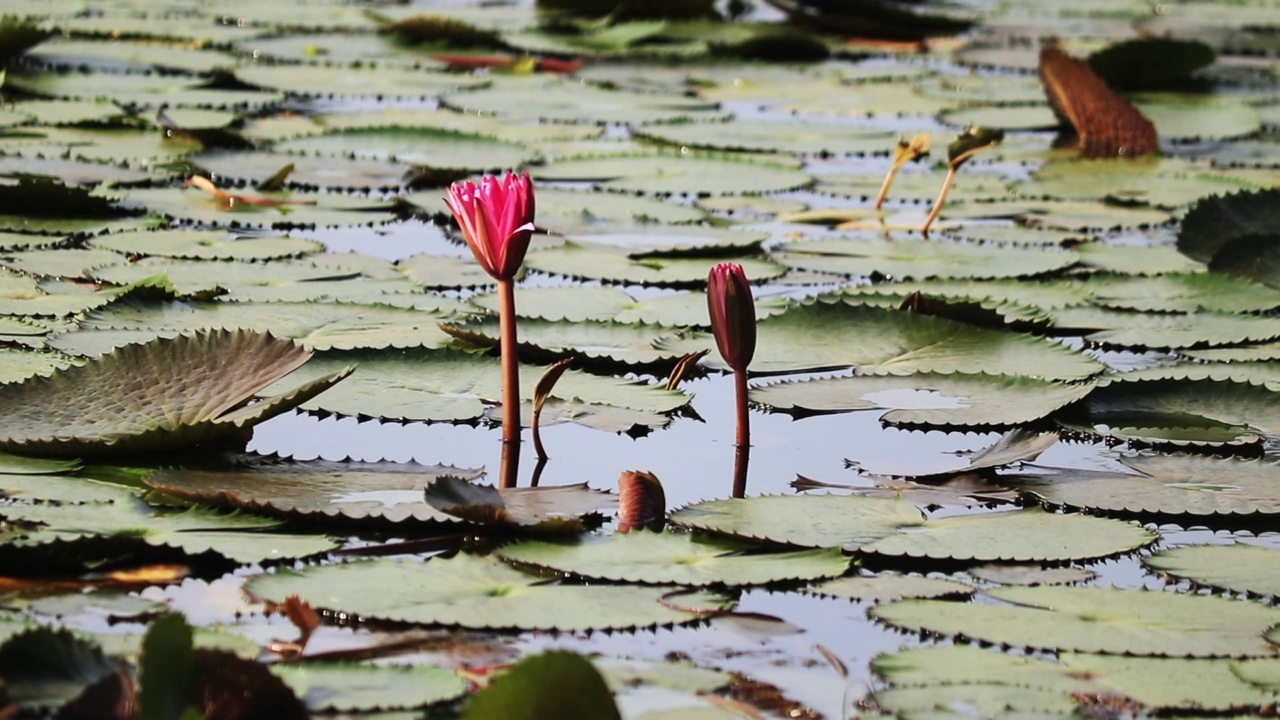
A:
[499,436,520,489]
[732,443,750,499]
[734,369,750,449]
[921,164,957,236]
[496,277,521,445]
[872,159,905,210]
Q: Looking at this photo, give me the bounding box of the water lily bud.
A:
[444,171,536,281]
[706,262,756,373]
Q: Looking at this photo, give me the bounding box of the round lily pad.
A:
[272,661,466,713]
[531,154,813,197]
[871,585,1280,657]
[274,127,536,169]
[1146,544,1280,598]
[440,76,724,125]
[235,64,485,98]
[773,237,1079,281]
[89,229,323,261]
[246,554,727,632]
[497,531,849,587]
[636,119,897,156]
[524,243,786,287]
[807,573,976,602]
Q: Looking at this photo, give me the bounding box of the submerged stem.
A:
[497,277,521,446]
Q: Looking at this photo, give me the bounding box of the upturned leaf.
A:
[0,330,351,457]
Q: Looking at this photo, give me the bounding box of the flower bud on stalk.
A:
[707,263,756,448]
[445,172,536,447]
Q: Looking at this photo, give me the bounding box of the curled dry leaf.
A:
[617,469,666,533]
[1038,45,1158,159]
[532,358,573,460]
[184,175,317,208]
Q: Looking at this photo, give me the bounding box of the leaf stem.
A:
[921,164,957,236]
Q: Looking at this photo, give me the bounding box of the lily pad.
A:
[1073,242,1205,276]
[752,373,1095,427]
[255,349,688,431]
[871,586,1280,657]
[1050,305,1280,349]
[0,330,351,457]
[440,77,724,125]
[1080,272,1280,313]
[636,119,897,156]
[657,301,1104,379]
[807,573,976,602]
[773,237,1079,281]
[524,243,786,287]
[272,661,467,713]
[1146,544,1280,598]
[445,318,682,370]
[123,186,401,230]
[531,154,812,197]
[246,553,728,632]
[1007,454,1280,517]
[89,229,324,262]
[1014,157,1254,209]
[497,531,848,587]
[670,495,1153,561]
[193,151,416,192]
[1133,93,1262,141]
[275,127,536,170]
[235,64,486,98]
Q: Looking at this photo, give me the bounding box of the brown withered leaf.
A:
[1038,45,1158,159]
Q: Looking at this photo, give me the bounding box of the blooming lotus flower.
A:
[444,172,536,281]
[707,262,756,373]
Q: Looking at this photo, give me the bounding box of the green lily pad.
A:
[1050,305,1280,349]
[636,119,897,156]
[871,586,1280,657]
[256,349,687,430]
[275,127,536,169]
[234,32,450,69]
[192,151,415,192]
[151,464,607,533]
[1080,272,1280,313]
[657,301,1103,379]
[1008,454,1280,517]
[670,496,1153,561]
[445,318,682,370]
[1182,342,1280,363]
[273,661,466,713]
[524,243,786,287]
[531,154,812,197]
[0,156,167,188]
[556,226,768,256]
[89,229,324,262]
[1133,93,1262,141]
[0,493,338,565]
[1065,376,1280,446]
[0,330,351,457]
[807,573,976,602]
[497,531,848,586]
[60,300,457,354]
[235,64,486,98]
[1014,157,1255,209]
[1073,242,1205,276]
[520,187,706,232]
[818,169,1011,206]
[968,564,1095,586]
[246,553,728,632]
[123,186,401,230]
[751,373,1095,427]
[461,651,620,720]
[6,70,283,111]
[27,38,239,74]
[938,104,1058,131]
[773,237,1079,281]
[441,76,724,125]
[1146,544,1280,598]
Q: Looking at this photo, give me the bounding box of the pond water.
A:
[3,0,1280,717]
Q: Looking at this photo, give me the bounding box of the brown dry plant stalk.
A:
[1038,44,1159,159]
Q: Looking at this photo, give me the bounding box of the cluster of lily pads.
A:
[0,0,1279,716]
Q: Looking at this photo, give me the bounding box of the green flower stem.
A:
[497,277,521,446]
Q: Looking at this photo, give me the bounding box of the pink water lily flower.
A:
[707,262,756,373]
[444,172,536,281]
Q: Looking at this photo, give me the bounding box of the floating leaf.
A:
[1081,272,1280,313]
[0,626,116,708]
[1015,157,1254,209]
[247,554,728,632]
[444,317,682,371]
[524,243,786,287]
[272,661,467,713]
[235,64,484,98]
[498,531,848,586]
[670,495,1152,561]
[1146,544,1280,598]
[442,77,723,125]
[0,330,351,457]
[255,349,687,430]
[424,476,612,532]
[807,574,976,602]
[276,127,535,169]
[1088,38,1215,91]
[89,229,324,262]
[1050,305,1280,349]
[657,301,1103,379]
[1009,454,1280,518]
[752,373,1094,427]
[773,237,1078,281]
[1074,242,1204,276]
[872,586,1280,657]
[636,119,896,156]
[969,564,1095,586]
[531,154,812,197]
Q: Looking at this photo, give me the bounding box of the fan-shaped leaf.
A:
[0,330,350,456]
[272,662,467,712]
